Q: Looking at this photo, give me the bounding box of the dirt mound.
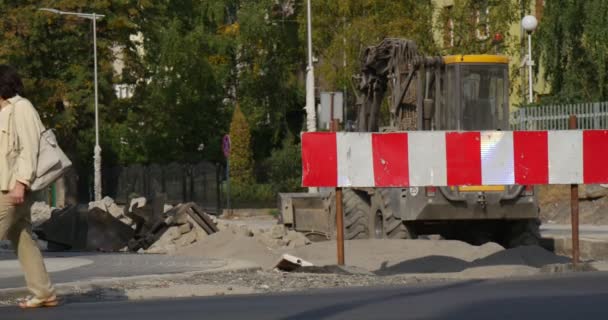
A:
[175,230,280,269]
[471,245,570,268]
[539,185,608,225]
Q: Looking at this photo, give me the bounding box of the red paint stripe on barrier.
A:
[514,131,548,185]
[583,130,608,184]
[446,132,482,185]
[301,132,337,187]
[372,133,409,187]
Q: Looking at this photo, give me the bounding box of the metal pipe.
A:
[527,33,534,104]
[569,114,580,265]
[93,13,102,201]
[306,0,313,67]
[332,94,345,265]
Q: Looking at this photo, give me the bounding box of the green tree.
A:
[229,104,254,186]
[303,0,437,96]
[535,0,608,103]
[435,0,528,56]
[235,0,304,161]
[123,0,236,164]
[266,133,303,193]
[0,1,140,196]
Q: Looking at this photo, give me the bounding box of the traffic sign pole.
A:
[223,135,231,210]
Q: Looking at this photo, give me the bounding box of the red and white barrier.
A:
[301,131,608,187]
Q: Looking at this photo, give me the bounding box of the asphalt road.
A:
[3,272,608,320]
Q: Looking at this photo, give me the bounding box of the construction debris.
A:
[35,205,134,252]
[31,202,53,228]
[90,196,133,226]
[275,254,314,272]
[33,194,218,254]
[128,196,218,253]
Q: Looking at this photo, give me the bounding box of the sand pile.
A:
[176,227,569,279]
[175,223,312,269]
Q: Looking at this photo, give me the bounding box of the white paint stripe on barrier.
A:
[548,131,583,184]
[408,131,447,186]
[337,132,374,187]
[481,131,515,185]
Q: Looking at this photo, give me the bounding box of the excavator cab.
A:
[440,55,510,131]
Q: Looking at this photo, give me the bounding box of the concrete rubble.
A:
[30,195,218,254]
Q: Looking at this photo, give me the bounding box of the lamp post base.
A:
[94,145,102,201]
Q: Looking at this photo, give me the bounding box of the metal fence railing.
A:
[510,101,608,130]
[103,161,222,212]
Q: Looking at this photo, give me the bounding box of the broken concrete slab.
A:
[31,202,53,228]
[35,206,134,252]
[275,254,314,272]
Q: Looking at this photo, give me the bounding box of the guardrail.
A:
[510,102,608,130]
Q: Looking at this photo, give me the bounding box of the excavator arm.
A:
[353,38,442,132]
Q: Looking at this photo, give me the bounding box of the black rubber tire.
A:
[342,189,371,240]
[372,189,413,239]
[504,219,541,248]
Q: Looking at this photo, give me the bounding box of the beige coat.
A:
[0,95,45,191]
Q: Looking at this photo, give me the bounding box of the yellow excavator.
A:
[279,38,539,248]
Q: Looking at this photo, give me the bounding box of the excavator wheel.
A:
[370,189,414,239]
[341,189,372,240]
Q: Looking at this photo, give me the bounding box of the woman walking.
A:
[0,65,57,308]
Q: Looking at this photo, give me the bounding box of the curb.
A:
[541,236,608,261]
[0,259,262,300]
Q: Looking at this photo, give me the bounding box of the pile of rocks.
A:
[89,197,132,226]
[213,219,311,250]
[144,212,214,254]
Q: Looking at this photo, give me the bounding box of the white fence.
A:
[510,102,608,130]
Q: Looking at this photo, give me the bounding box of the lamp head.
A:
[522,15,538,33]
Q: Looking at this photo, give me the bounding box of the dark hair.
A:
[0,65,24,99]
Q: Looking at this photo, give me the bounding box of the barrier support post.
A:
[329,94,345,266]
[569,114,580,265]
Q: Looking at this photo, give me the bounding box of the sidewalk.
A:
[0,251,259,300]
[541,224,608,261]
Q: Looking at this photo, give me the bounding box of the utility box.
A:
[318,92,344,130]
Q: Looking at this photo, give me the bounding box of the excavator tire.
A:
[342,189,371,240]
[370,189,413,239]
[504,219,541,248]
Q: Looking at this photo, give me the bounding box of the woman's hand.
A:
[9,182,26,205]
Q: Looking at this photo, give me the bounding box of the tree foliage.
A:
[229,104,254,187]
[266,133,303,193]
[235,0,304,160]
[304,0,437,94]
[435,0,527,56]
[120,0,235,164]
[535,0,608,103]
[0,1,140,193]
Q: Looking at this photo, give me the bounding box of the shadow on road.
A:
[429,292,608,319]
[279,280,483,320]
[375,245,570,276]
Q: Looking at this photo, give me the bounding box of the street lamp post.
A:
[305,0,316,133]
[39,8,105,201]
[522,15,538,104]
[305,0,318,194]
